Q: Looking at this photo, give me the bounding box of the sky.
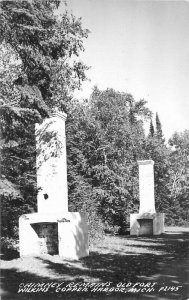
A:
[60,0,189,140]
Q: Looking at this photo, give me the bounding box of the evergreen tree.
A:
[145,136,171,213]
[0,0,89,109]
[145,114,170,215]
[149,119,155,137]
[155,112,164,140]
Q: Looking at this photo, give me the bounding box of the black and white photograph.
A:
[0,0,189,299]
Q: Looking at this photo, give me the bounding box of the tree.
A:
[0,42,22,105]
[144,111,171,216]
[149,119,155,137]
[0,0,89,109]
[155,112,164,141]
[0,0,89,243]
[70,87,152,233]
[144,134,171,214]
[167,130,189,225]
[61,87,153,235]
[65,99,104,242]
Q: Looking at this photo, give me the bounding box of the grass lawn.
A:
[1,227,189,300]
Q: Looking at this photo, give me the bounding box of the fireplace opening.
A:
[31,222,58,255]
[138,219,153,235]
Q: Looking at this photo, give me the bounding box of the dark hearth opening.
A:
[138,219,153,235]
[31,222,58,255]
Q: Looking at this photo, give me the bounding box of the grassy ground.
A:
[1,227,189,300]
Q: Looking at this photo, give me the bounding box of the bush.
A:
[88,211,105,246]
[104,222,121,235]
[1,236,19,251]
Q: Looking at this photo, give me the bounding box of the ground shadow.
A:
[1,249,20,261]
[1,230,189,300]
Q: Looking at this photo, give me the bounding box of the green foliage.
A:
[155,112,164,141]
[1,1,188,248]
[65,99,104,243]
[0,0,90,242]
[0,105,41,239]
[149,119,155,137]
[145,134,171,213]
[1,236,18,249]
[145,124,189,226]
[66,87,152,235]
[0,43,22,105]
[0,0,89,106]
[167,130,189,225]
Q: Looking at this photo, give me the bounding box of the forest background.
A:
[0,0,188,251]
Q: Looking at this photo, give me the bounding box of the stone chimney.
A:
[36,111,68,214]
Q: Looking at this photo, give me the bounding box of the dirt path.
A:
[1,227,189,300]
